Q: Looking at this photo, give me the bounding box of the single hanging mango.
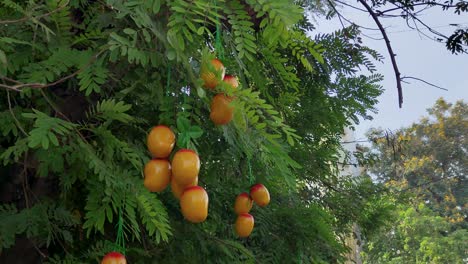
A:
[101,252,127,264]
[223,75,239,92]
[180,186,209,223]
[143,159,171,192]
[234,192,253,214]
[171,149,200,186]
[147,125,175,158]
[250,184,270,207]
[210,94,234,125]
[201,58,225,89]
[235,213,254,238]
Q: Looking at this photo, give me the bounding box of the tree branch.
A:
[401,76,448,91]
[377,2,459,15]
[326,0,346,29]
[6,90,28,137]
[357,0,404,108]
[334,0,368,12]
[0,48,107,92]
[0,0,70,25]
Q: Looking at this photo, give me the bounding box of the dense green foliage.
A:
[362,99,468,263]
[364,203,467,264]
[0,0,385,263]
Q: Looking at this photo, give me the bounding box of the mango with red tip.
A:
[235,213,254,238]
[234,192,253,214]
[201,58,225,89]
[223,75,239,91]
[171,176,198,200]
[180,186,209,223]
[250,184,270,207]
[101,252,126,264]
[210,94,234,125]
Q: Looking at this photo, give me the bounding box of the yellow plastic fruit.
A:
[171,149,200,186]
[210,94,234,125]
[143,159,171,192]
[201,58,225,89]
[101,252,127,264]
[180,186,209,223]
[147,125,175,158]
[234,192,253,215]
[250,184,270,207]
[235,213,254,238]
[171,176,198,200]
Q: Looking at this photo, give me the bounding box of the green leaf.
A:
[188,126,203,139]
[197,27,205,35]
[176,116,191,133]
[166,50,176,61]
[48,133,59,146]
[153,0,161,13]
[123,28,136,35]
[0,50,6,66]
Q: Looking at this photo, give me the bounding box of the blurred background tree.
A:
[362,98,467,263]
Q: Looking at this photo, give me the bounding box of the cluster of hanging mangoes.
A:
[201,58,239,125]
[202,57,271,238]
[234,184,270,237]
[101,57,269,263]
[144,125,208,223]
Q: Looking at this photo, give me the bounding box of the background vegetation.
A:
[362,99,467,264]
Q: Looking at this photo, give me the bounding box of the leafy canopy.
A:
[0,0,385,263]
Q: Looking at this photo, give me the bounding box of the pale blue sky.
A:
[314,6,468,140]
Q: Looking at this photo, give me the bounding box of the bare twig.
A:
[6,90,29,136]
[32,242,47,259]
[326,0,381,33]
[357,0,404,108]
[377,2,459,15]
[361,32,385,41]
[39,89,68,120]
[334,0,368,12]
[337,161,359,167]
[327,0,346,29]
[340,139,371,144]
[19,152,48,259]
[0,0,70,25]
[22,154,30,209]
[2,76,22,84]
[401,76,448,91]
[385,1,467,51]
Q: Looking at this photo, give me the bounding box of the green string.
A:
[215,23,224,60]
[214,0,224,60]
[166,62,172,96]
[183,82,188,111]
[247,158,254,184]
[114,207,126,255]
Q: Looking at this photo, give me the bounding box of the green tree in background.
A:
[362,98,468,263]
[0,0,389,263]
[364,203,467,264]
